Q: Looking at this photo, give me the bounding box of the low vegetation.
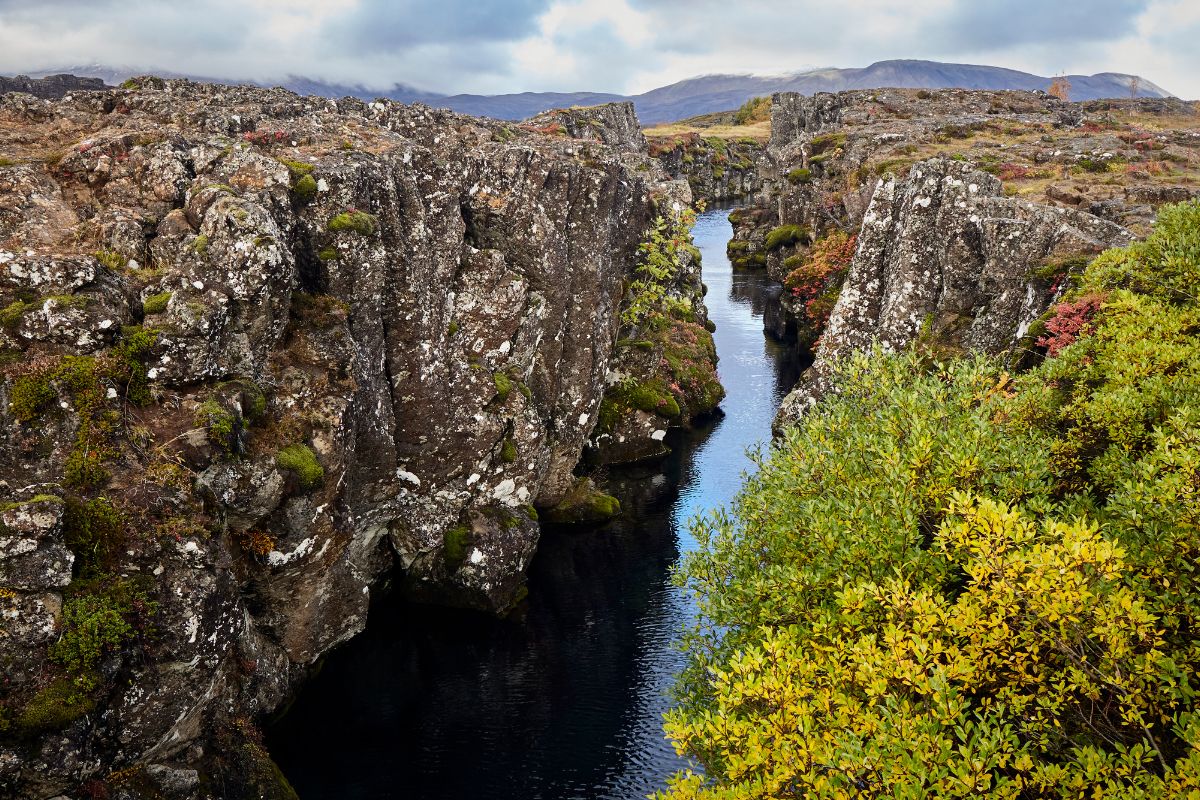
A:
[661,201,1200,798]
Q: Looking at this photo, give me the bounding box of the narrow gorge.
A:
[2,75,1199,800]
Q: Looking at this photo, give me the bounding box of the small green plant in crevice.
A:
[142,291,171,316]
[317,246,339,262]
[51,576,157,680]
[195,399,237,453]
[500,437,517,463]
[327,209,378,237]
[63,497,123,578]
[94,249,126,271]
[192,234,210,255]
[276,443,324,490]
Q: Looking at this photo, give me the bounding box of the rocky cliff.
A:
[648,133,763,202]
[774,156,1133,428]
[0,74,108,100]
[723,88,1198,429]
[0,80,714,797]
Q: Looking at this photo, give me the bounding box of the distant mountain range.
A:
[19,59,1175,124]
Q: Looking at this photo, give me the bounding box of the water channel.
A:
[268,208,802,799]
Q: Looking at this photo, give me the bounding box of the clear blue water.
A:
[267,208,801,800]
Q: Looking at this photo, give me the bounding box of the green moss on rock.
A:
[443,524,471,570]
[493,371,513,403]
[196,399,237,453]
[276,444,324,490]
[15,677,95,733]
[541,478,621,524]
[787,167,813,184]
[291,173,318,204]
[142,290,171,315]
[765,224,811,252]
[327,210,378,236]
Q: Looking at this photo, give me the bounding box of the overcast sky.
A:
[1,0,1198,98]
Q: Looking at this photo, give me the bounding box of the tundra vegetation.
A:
[660,201,1200,798]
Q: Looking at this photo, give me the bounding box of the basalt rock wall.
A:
[0,81,702,797]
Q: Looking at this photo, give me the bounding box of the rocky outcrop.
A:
[0,74,108,100]
[0,80,712,797]
[649,133,763,202]
[773,157,1133,429]
[714,88,1196,430]
[523,101,647,153]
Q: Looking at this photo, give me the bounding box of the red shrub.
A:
[784,232,857,343]
[1037,292,1107,356]
[997,162,1030,181]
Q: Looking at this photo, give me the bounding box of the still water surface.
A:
[268,208,801,799]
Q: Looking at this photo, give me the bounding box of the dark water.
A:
[267,209,802,800]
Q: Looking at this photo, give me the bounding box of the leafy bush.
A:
[733,96,770,126]
[662,201,1200,798]
[622,209,698,329]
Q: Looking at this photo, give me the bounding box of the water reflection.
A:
[267,209,798,800]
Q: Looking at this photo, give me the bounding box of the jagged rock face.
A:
[0,74,108,100]
[0,81,681,796]
[649,134,763,202]
[774,157,1134,429]
[524,101,648,153]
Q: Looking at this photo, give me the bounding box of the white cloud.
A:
[0,0,1196,98]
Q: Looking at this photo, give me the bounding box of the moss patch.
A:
[142,290,171,315]
[327,210,378,236]
[443,524,471,570]
[541,478,621,524]
[492,371,513,403]
[196,399,237,453]
[765,224,811,251]
[276,444,324,490]
[15,677,95,733]
[291,174,318,204]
